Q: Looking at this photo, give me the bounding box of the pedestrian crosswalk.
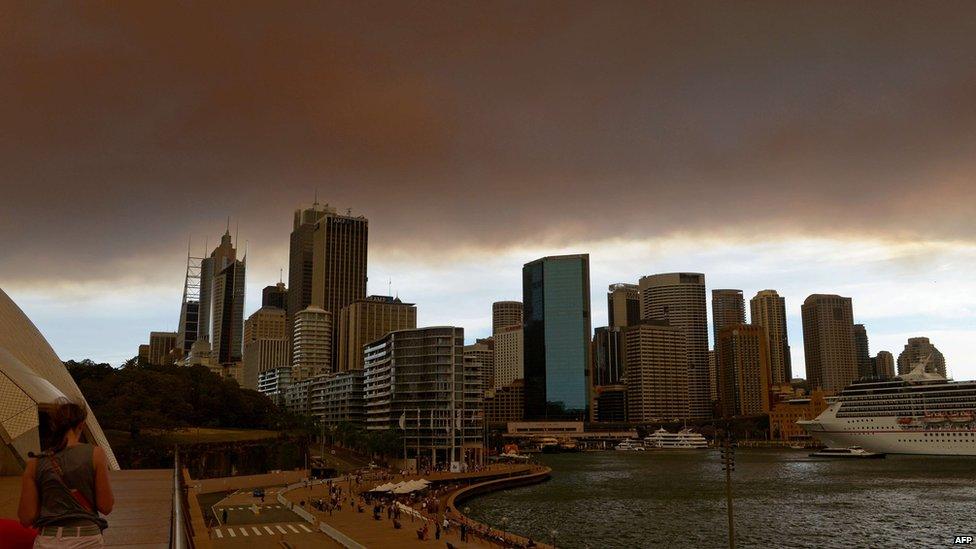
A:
[220,505,283,511]
[212,523,314,538]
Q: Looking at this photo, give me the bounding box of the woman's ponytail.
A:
[47,398,87,453]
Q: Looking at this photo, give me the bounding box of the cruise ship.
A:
[798,358,976,456]
[643,428,709,449]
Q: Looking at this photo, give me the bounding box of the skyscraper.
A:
[896,337,947,377]
[607,283,640,328]
[262,282,288,309]
[711,289,745,345]
[716,324,771,417]
[492,301,523,334]
[336,295,417,372]
[493,324,523,388]
[287,203,330,351]
[749,290,792,385]
[293,306,332,380]
[310,206,368,368]
[242,306,288,390]
[523,254,592,420]
[199,229,238,345]
[638,273,710,419]
[801,294,857,392]
[591,326,623,386]
[622,320,689,422]
[210,254,246,365]
[853,324,872,379]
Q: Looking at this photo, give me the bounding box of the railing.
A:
[171,446,194,549]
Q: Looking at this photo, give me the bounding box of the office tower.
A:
[148,332,177,366]
[210,254,246,365]
[873,350,895,379]
[801,294,858,392]
[749,290,792,385]
[492,301,523,334]
[639,273,710,419]
[708,350,718,404]
[287,203,331,350]
[896,337,947,377]
[593,385,628,422]
[242,306,288,390]
[607,283,640,329]
[293,306,332,380]
[310,206,368,369]
[262,282,288,309]
[853,324,872,379]
[199,229,238,344]
[364,327,483,467]
[464,338,494,393]
[493,325,523,389]
[336,295,417,372]
[591,327,623,386]
[716,324,771,417]
[712,289,745,344]
[523,254,592,420]
[622,320,689,422]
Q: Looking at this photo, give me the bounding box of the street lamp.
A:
[550,529,558,546]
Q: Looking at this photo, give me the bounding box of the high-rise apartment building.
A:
[716,324,771,417]
[607,283,640,329]
[638,273,710,419]
[493,325,523,389]
[337,295,416,372]
[320,370,365,427]
[896,337,947,377]
[463,338,494,393]
[262,282,288,309]
[853,324,872,379]
[492,301,523,334]
[873,350,896,379]
[712,289,745,344]
[801,294,858,392]
[363,327,483,467]
[749,290,792,385]
[242,306,288,390]
[293,306,332,380]
[148,331,177,366]
[622,320,689,422]
[523,254,592,420]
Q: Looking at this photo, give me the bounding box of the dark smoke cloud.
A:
[3,1,976,287]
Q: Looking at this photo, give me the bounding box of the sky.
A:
[2,2,975,379]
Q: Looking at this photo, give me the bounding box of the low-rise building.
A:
[484,379,524,424]
[769,391,828,441]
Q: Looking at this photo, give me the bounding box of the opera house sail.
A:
[0,288,119,474]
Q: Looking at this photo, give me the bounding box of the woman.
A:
[18,399,114,548]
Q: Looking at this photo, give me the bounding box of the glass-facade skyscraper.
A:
[523,254,591,420]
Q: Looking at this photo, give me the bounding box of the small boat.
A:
[614,440,645,451]
[538,437,560,453]
[896,417,915,425]
[922,414,948,424]
[948,412,975,424]
[789,444,805,450]
[809,446,885,459]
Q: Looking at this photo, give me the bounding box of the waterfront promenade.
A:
[274,463,554,548]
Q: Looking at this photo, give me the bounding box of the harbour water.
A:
[465,449,976,548]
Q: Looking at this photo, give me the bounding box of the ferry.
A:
[809,446,885,459]
[643,428,709,449]
[614,440,646,451]
[798,356,976,456]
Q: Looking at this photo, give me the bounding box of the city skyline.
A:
[3,2,976,380]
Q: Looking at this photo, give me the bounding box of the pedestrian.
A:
[221,507,228,525]
[460,523,468,542]
[435,521,441,540]
[18,399,114,548]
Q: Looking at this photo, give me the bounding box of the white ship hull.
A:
[800,404,976,456]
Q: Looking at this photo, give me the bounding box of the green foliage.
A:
[65,358,285,437]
